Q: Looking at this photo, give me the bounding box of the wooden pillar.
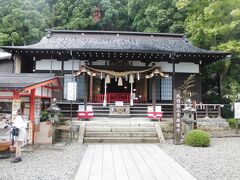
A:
[89,76,93,102]
[172,59,175,101]
[218,105,221,118]
[13,90,20,99]
[103,78,107,106]
[84,74,88,111]
[29,89,35,122]
[205,105,209,118]
[29,89,35,143]
[14,55,22,73]
[144,78,147,103]
[152,76,156,112]
[12,90,20,121]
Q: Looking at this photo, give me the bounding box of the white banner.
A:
[67,82,77,101]
[234,102,240,119]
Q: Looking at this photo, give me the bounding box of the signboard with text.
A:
[173,89,182,145]
[234,102,240,119]
[67,82,77,101]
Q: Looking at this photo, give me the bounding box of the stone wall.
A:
[197,118,237,138]
[160,122,174,139]
[159,118,239,139]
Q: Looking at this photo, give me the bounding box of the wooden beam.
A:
[23,78,60,92]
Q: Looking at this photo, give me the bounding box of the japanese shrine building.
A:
[2,30,229,112]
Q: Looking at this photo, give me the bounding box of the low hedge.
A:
[227,118,238,129]
[184,130,210,147]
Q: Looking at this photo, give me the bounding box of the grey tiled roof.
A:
[1,30,228,55]
[0,73,55,90]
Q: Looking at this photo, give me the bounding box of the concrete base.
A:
[108,114,131,118]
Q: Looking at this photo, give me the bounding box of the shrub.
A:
[185,130,210,147]
[40,111,49,122]
[227,118,238,129]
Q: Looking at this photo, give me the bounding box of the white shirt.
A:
[13,115,27,141]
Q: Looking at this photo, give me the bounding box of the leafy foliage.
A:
[184,130,210,147]
[40,111,49,122]
[179,74,197,102]
[176,0,240,104]
[227,118,238,129]
[0,0,51,46]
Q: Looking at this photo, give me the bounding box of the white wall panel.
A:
[0,91,13,97]
[64,60,80,70]
[35,87,42,96]
[152,62,199,73]
[92,60,106,66]
[132,61,145,66]
[48,90,52,97]
[43,87,48,97]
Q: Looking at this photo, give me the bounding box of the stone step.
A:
[85,122,155,127]
[85,132,158,137]
[83,137,159,143]
[85,126,156,132]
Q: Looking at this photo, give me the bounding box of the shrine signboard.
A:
[234,102,240,119]
[173,89,182,145]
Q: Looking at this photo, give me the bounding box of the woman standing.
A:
[11,109,27,163]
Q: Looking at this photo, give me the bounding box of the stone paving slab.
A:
[75,144,196,180]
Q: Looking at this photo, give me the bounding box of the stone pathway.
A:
[75,144,196,180]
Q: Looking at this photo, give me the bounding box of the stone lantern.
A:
[46,98,61,123]
[182,99,196,135]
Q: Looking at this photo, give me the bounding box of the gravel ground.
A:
[160,137,240,180]
[0,143,87,180]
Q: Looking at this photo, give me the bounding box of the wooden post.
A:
[236,119,239,134]
[193,100,197,129]
[84,74,87,111]
[29,89,35,143]
[172,60,175,101]
[173,89,182,145]
[103,78,107,106]
[205,105,209,118]
[89,76,93,102]
[130,83,133,106]
[144,78,147,103]
[218,105,221,118]
[152,76,156,112]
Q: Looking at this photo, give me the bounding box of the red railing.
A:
[95,93,130,103]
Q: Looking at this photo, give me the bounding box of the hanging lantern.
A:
[115,76,117,82]
[125,75,128,81]
[118,77,123,86]
[105,74,111,84]
[129,74,134,83]
[100,71,103,79]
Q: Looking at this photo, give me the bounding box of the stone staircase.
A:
[81,121,165,143]
[57,101,174,119]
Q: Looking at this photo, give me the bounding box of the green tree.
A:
[0,0,50,46]
[128,0,186,33]
[177,0,240,102]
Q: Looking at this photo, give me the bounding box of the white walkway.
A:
[75,144,196,180]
